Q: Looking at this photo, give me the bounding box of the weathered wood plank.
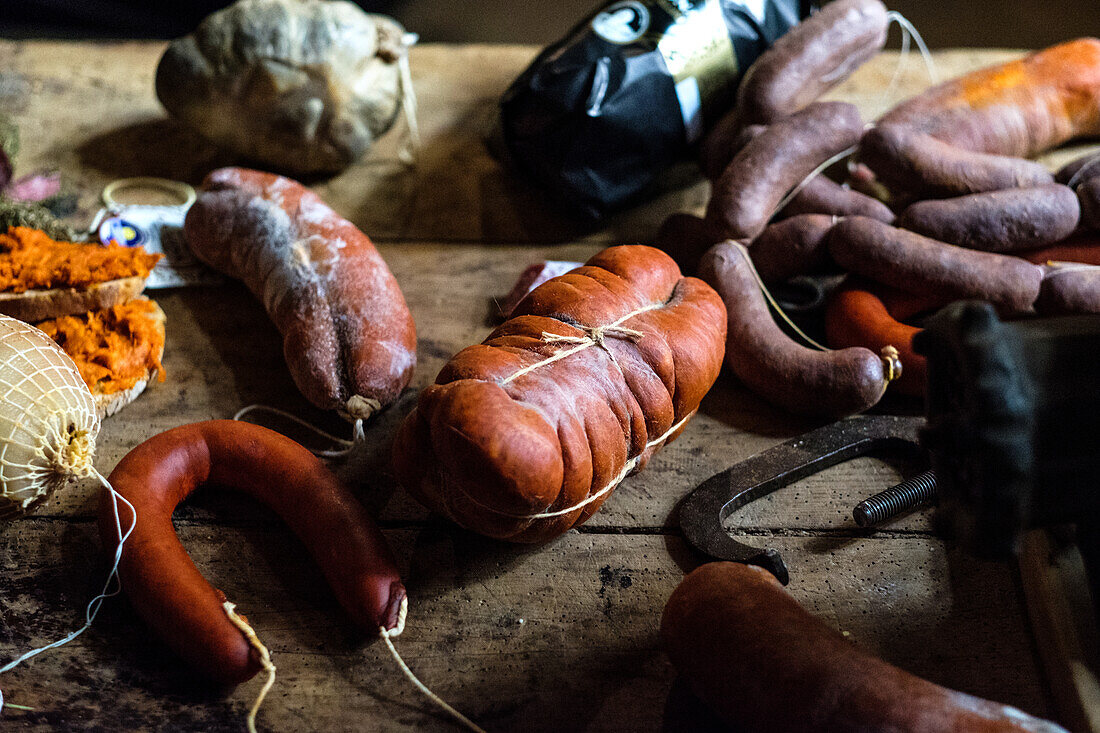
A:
[1,41,1093,246]
[0,522,1047,731]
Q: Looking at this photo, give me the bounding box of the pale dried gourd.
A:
[0,314,99,519]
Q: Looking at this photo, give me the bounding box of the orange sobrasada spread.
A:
[38,299,166,395]
[0,226,160,292]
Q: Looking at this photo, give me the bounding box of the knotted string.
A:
[540,324,645,349]
[223,602,276,733]
[233,405,366,459]
[500,302,664,386]
[539,324,645,367]
[379,597,487,732]
[0,468,136,715]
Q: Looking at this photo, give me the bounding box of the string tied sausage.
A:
[394,245,726,542]
[497,410,695,521]
[539,324,645,366]
[499,299,666,386]
[102,421,490,732]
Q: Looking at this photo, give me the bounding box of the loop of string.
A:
[0,468,136,715]
[222,602,276,733]
[730,242,830,352]
[500,301,664,386]
[232,405,365,459]
[397,32,421,166]
[379,597,487,733]
[879,12,912,104]
[885,11,937,87]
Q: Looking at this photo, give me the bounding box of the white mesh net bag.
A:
[0,313,100,519]
[0,314,138,713]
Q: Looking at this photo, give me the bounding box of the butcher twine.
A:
[495,299,695,521]
[223,602,276,733]
[379,597,487,733]
[232,404,367,458]
[0,470,136,716]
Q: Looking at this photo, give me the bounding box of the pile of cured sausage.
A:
[660,0,1100,418]
[94,174,728,711]
[10,4,1096,731]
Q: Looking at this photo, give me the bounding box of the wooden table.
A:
[0,41,1085,731]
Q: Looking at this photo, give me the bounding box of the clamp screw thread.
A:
[853,470,937,528]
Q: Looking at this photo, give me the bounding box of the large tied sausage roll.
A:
[393,246,726,542]
[185,167,417,421]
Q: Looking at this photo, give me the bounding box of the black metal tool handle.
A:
[679,415,923,585]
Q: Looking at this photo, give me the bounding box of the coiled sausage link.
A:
[100,420,405,685]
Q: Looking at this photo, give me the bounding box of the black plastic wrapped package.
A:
[501,0,811,220]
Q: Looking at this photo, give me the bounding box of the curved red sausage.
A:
[699,241,890,418]
[828,217,1043,314]
[706,102,864,241]
[100,420,405,685]
[662,562,1068,733]
[735,0,889,126]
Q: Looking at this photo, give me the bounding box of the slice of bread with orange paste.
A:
[0,226,160,322]
[37,296,167,418]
